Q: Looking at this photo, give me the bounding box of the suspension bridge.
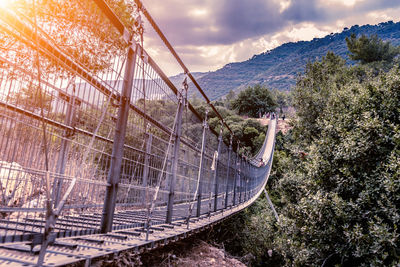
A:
[0,0,277,265]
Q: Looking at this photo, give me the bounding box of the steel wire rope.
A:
[78,54,128,210]
[182,76,195,218]
[207,122,222,218]
[133,0,238,145]
[144,87,183,241]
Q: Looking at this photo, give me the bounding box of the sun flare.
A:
[0,0,11,8]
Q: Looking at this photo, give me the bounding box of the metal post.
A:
[245,160,249,201]
[249,163,253,199]
[224,136,233,209]
[101,43,136,233]
[239,156,243,203]
[166,87,185,223]
[232,141,239,206]
[182,161,188,202]
[196,111,208,217]
[213,125,223,212]
[249,164,252,200]
[242,160,246,202]
[142,133,152,205]
[242,160,245,201]
[53,93,76,206]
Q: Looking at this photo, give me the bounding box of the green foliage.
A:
[275,66,400,265]
[293,52,348,144]
[346,33,400,64]
[272,89,291,114]
[192,101,268,156]
[224,89,236,109]
[214,50,400,266]
[231,84,277,117]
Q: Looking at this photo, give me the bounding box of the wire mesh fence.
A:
[0,0,274,253]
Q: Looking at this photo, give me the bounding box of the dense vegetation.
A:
[170,21,400,100]
[231,84,277,117]
[212,35,400,266]
[191,93,270,156]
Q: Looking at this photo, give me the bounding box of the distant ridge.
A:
[170,21,400,100]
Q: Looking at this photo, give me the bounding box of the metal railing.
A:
[0,0,276,265]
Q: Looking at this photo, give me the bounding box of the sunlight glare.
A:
[0,0,11,8]
[279,0,291,13]
[190,8,207,17]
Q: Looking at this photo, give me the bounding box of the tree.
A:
[1,0,140,83]
[346,33,399,64]
[224,89,236,109]
[272,89,290,114]
[216,49,400,266]
[293,51,348,143]
[231,84,277,117]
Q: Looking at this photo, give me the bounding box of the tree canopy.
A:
[231,84,277,117]
[346,33,400,64]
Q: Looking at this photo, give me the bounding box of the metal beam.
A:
[101,43,137,233]
[213,126,223,212]
[224,136,233,209]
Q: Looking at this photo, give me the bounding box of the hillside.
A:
[172,21,400,100]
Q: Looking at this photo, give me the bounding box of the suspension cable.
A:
[144,89,183,241]
[133,0,239,145]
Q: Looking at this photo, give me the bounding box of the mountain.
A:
[171,21,400,100]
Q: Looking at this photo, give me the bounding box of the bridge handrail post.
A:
[53,93,77,206]
[242,158,246,202]
[232,141,239,206]
[100,43,137,233]
[247,161,251,200]
[224,135,233,209]
[213,123,223,212]
[196,111,208,217]
[239,155,244,203]
[244,160,248,201]
[142,133,153,205]
[166,84,185,223]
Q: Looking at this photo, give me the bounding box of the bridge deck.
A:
[0,2,278,265]
[0,120,276,266]
[0,189,262,266]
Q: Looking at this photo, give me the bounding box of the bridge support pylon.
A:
[166,84,185,223]
[101,43,137,233]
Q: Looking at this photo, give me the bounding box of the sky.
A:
[141,0,400,76]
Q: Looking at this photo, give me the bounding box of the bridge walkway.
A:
[0,1,277,265]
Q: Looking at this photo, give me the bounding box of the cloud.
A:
[143,0,286,46]
[143,0,400,47]
[140,0,400,75]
